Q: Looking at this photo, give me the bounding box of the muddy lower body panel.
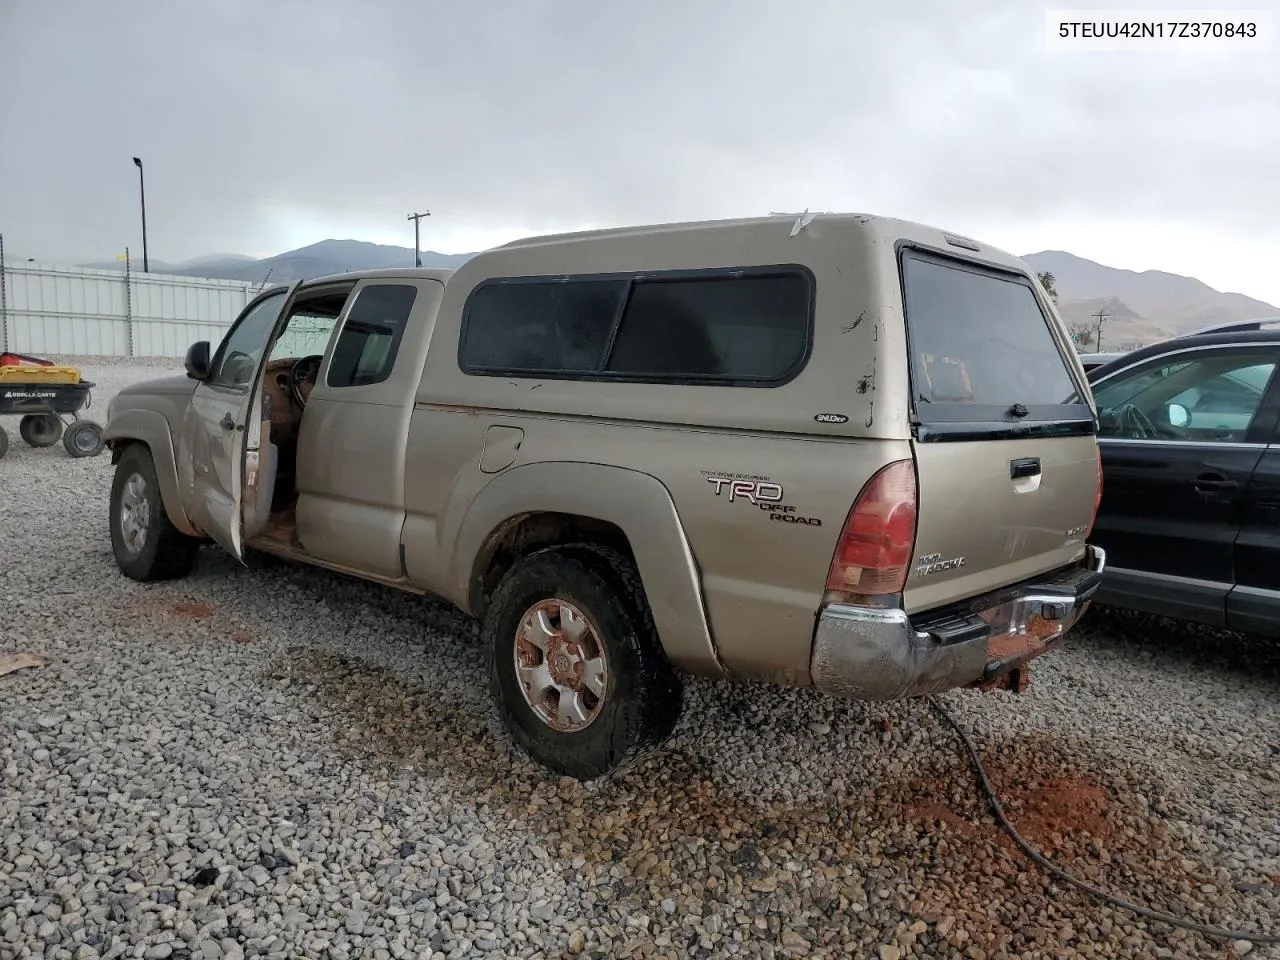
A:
[809,545,1106,701]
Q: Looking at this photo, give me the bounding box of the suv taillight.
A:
[1085,446,1103,537]
[825,459,918,596]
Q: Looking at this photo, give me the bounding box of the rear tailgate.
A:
[898,247,1099,614]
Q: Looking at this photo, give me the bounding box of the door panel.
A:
[295,398,411,578]
[181,287,293,559]
[1092,439,1262,584]
[292,281,434,580]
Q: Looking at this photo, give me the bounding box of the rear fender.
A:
[105,409,199,537]
[450,462,722,676]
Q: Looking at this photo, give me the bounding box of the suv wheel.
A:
[109,444,200,582]
[484,545,683,780]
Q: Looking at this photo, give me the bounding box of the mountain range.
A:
[83,239,473,284]
[81,238,1278,349]
[1022,251,1277,348]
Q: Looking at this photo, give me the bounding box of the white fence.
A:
[0,259,261,357]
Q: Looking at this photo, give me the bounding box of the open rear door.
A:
[183,280,302,562]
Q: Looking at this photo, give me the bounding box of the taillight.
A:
[825,459,918,596]
[1085,446,1104,537]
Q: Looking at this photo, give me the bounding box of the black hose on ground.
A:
[927,695,1279,946]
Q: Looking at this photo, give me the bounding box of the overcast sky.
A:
[2,0,1279,301]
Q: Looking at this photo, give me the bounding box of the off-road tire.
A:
[110,444,200,582]
[63,420,104,458]
[19,414,62,448]
[0,425,8,460]
[485,544,683,780]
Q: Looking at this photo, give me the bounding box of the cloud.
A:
[2,0,1278,300]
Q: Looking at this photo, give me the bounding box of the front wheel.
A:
[484,545,683,780]
[109,444,200,582]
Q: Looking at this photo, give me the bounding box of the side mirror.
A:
[1167,402,1190,427]
[184,341,212,380]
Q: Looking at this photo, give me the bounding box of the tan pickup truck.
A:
[103,213,1105,779]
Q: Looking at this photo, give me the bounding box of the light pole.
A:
[132,156,149,273]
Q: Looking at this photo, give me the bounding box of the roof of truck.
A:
[300,213,1026,291]
[298,266,456,288]
[496,212,1002,254]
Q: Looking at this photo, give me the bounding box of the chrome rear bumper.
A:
[810,545,1106,701]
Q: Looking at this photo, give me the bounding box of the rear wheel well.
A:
[470,512,637,617]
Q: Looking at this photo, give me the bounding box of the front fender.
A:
[449,461,723,677]
[105,408,199,537]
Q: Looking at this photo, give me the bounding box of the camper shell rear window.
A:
[898,247,1093,436]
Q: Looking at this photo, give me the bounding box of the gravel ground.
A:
[2,357,1278,960]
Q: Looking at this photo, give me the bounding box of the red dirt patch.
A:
[133,597,256,644]
[997,771,1113,847]
[168,600,213,619]
[896,735,1137,862]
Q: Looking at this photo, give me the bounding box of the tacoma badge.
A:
[915,553,966,576]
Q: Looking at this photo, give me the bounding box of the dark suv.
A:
[1087,318,1280,634]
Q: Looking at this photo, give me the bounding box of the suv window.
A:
[458,267,813,385]
[209,291,287,386]
[900,250,1086,421]
[327,284,419,388]
[1092,350,1277,443]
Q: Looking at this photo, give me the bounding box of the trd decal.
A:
[703,473,822,527]
[706,476,783,504]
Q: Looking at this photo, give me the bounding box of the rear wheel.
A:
[484,545,683,780]
[110,444,200,581]
[64,420,104,458]
[19,414,62,448]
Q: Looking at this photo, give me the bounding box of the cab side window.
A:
[327,284,419,388]
[1093,350,1277,443]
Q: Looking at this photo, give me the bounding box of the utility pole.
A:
[1092,308,1110,353]
[407,210,430,267]
[132,156,149,272]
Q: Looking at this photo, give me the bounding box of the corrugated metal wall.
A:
[0,260,260,357]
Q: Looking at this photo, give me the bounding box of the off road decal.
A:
[702,472,823,527]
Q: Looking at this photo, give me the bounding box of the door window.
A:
[208,291,288,386]
[326,284,419,387]
[1093,350,1277,442]
[268,291,351,362]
